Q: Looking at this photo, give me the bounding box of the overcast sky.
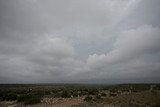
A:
[0,0,160,83]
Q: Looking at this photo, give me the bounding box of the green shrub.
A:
[53,92,62,97]
[84,96,93,102]
[45,90,51,95]
[17,94,41,104]
[101,93,106,96]
[3,92,17,101]
[71,91,78,97]
[88,89,98,95]
[109,89,117,93]
[93,95,103,102]
[95,95,102,100]
[24,97,41,104]
[62,90,71,98]
[109,93,117,97]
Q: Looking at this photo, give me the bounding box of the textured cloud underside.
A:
[0,0,160,83]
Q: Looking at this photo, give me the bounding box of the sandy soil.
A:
[31,97,84,107]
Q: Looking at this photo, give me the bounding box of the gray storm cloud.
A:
[86,25,160,83]
[0,0,160,83]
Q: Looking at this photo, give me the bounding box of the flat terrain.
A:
[0,84,160,107]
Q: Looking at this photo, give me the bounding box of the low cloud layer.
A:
[0,0,160,83]
[86,25,160,83]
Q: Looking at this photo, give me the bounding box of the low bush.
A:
[95,95,102,100]
[101,92,106,96]
[88,89,98,95]
[2,92,17,101]
[17,94,42,104]
[72,91,78,97]
[84,96,93,102]
[62,90,71,98]
[109,93,117,97]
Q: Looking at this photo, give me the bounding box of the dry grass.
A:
[73,90,160,107]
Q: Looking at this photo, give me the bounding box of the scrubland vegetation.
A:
[0,84,160,107]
